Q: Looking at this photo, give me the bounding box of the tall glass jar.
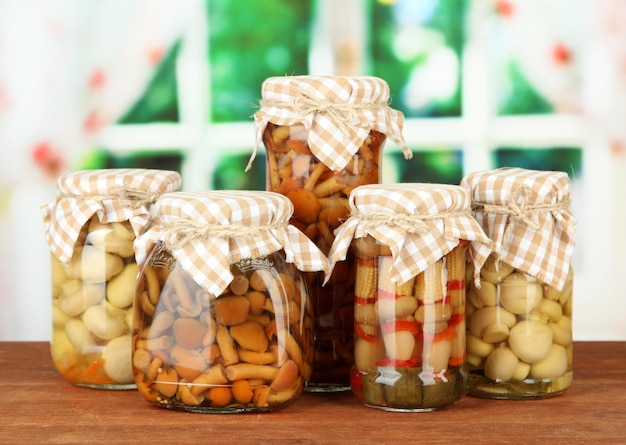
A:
[250,76,411,391]
[131,191,328,412]
[41,169,182,389]
[461,168,576,399]
[327,184,492,411]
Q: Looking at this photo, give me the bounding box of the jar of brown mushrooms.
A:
[250,75,411,391]
[131,191,328,412]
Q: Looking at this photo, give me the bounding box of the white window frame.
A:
[95,0,625,340]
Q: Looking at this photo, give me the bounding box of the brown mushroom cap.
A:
[286,188,321,224]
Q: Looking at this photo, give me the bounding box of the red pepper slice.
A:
[448,354,466,367]
[354,322,376,343]
[355,296,376,305]
[85,358,105,377]
[435,325,457,343]
[380,320,420,335]
[446,279,465,291]
[375,357,418,368]
[350,367,364,393]
[422,324,457,344]
[448,312,465,327]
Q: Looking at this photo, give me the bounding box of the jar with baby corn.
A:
[326,184,492,411]
[250,76,411,391]
[131,191,328,412]
[41,168,182,389]
[461,168,576,399]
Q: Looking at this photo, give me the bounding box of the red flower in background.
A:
[146,46,164,65]
[0,82,12,110]
[552,42,572,65]
[31,142,64,178]
[495,0,514,17]
[610,140,625,156]
[83,110,103,133]
[88,69,107,90]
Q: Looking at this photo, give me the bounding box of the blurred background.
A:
[1,0,624,341]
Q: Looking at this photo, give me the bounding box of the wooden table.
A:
[0,342,624,444]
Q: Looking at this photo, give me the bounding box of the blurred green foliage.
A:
[497,62,553,115]
[371,0,465,117]
[212,152,266,190]
[118,42,181,124]
[495,147,582,179]
[207,0,311,122]
[388,149,463,184]
[100,150,182,172]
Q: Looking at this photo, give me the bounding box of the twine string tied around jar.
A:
[259,90,387,136]
[61,186,162,209]
[354,208,472,234]
[472,184,571,241]
[163,219,289,250]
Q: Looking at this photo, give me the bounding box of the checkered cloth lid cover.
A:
[461,167,576,290]
[41,169,182,263]
[135,190,329,297]
[250,76,412,172]
[327,183,493,285]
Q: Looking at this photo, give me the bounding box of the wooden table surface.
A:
[0,341,624,444]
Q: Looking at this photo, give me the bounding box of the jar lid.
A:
[250,75,412,172]
[135,190,329,296]
[41,168,182,263]
[327,183,493,286]
[461,167,576,290]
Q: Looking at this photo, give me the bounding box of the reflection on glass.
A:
[371,0,464,117]
[208,0,310,122]
[495,147,582,178]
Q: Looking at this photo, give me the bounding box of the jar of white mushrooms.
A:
[131,191,328,412]
[42,169,182,389]
[251,75,412,392]
[461,168,576,399]
[326,184,492,411]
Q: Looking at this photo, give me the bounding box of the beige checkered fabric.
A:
[327,183,493,285]
[41,169,182,263]
[461,167,576,290]
[135,191,329,297]
[250,76,412,172]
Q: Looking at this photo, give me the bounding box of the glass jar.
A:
[251,76,412,391]
[42,168,182,389]
[131,191,328,412]
[461,168,576,399]
[327,184,492,411]
[262,122,384,391]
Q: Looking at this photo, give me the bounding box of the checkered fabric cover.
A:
[135,191,329,297]
[250,76,412,172]
[41,169,182,263]
[327,183,493,286]
[461,167,576,290]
